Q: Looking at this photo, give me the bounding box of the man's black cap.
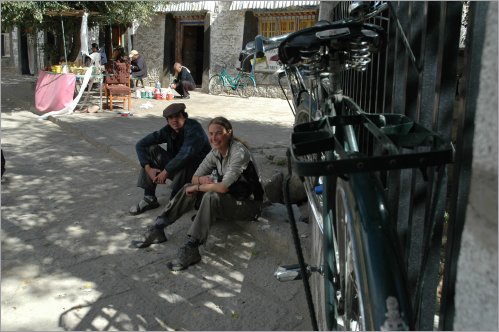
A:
[163,103,186,118]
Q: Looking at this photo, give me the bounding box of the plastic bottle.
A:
[314,176,324,194]
[211,169,218,183]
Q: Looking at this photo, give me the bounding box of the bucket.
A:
[167,92,174,101]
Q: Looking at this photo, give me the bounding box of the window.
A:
[260,18,278,37]
[1,32,11,57]
[257,12,318,37]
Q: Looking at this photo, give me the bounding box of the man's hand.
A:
[145,165,161,182]
[170,83,177,89]
[154,169,168,184]
[185,184,198,196]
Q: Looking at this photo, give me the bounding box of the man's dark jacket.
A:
[135,118,210,175]
[131,55,147,78]
[174,67,195,85]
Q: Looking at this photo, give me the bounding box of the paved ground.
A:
[1,77,314,331]
[1,74,496,330]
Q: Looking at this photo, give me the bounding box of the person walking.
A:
[129,103,211,216]
[170,62,196,99]
[132,116,265,271]
[129,49,148,88]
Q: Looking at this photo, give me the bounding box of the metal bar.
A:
[402,0,428,317]
[439,2,487,330]
[420,2,461,328]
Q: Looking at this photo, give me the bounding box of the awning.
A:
[155,1,216,13]
[155,1,319,13]
[229,1,320,11]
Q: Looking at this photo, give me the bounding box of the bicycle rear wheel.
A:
[334,174,411,331]
[335,177,372,330]
[209,74,224,95]
[236,75,256,98]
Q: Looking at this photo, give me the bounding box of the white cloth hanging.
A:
[80,12,90,57]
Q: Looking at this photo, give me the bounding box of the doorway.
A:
[181,25,204,86]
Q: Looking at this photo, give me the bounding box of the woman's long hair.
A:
[208,116,249,148]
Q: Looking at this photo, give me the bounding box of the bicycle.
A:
[245,2,455,330]
[208,63,256,98]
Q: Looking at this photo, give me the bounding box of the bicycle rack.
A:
[289,111,455,177]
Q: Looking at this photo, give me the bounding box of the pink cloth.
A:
[35,70,76,113]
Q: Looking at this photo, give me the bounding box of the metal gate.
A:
[324,1,487,329]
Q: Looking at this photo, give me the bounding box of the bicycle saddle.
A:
[278,22,385,65]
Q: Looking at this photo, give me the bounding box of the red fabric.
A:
[107,84,130,94]
[35,70,76,113]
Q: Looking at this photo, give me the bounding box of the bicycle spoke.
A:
[237,75,256,98]
[209,74,224,95]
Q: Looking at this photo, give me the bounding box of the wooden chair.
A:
[104,62,131,111]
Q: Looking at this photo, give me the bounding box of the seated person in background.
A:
[105,46,129,74]
[112,46,128,62]
[91,43,107,66]
[129,103,211,216]
[170,62,196,99]
[132,116,265,272]
[129,49,148,88]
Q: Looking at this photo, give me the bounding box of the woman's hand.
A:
[198,175,214,185]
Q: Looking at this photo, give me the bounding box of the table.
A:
[75,72,107,110]
[35,71,76,114]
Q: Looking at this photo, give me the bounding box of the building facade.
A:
[132,1,319,96]
[1,1,319,96]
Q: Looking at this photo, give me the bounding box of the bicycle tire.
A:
[334,174,412,330]
[335,176,372,330]
[295,102,332,330]
[209,74,224,95]
[236,75,256,98]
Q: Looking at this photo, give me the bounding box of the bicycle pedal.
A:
[274,264,305,282]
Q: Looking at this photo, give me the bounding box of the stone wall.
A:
[1,28,19,73]
[454,2,498,330]
[207,2,245,92]
[133,13,166,87]
[208,3,288,98]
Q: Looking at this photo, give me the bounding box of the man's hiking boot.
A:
[167,245,201,271]
[131,225,167,248]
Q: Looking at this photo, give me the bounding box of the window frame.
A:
[255,11,318,38]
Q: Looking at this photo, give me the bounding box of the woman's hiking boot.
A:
[167,245,201,271]
[131,225,167,248]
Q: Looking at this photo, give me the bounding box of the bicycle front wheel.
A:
[209,74,224,95]
[236,75,256,98]
[295,102,331,330]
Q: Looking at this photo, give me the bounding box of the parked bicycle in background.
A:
[208,62,256,98]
